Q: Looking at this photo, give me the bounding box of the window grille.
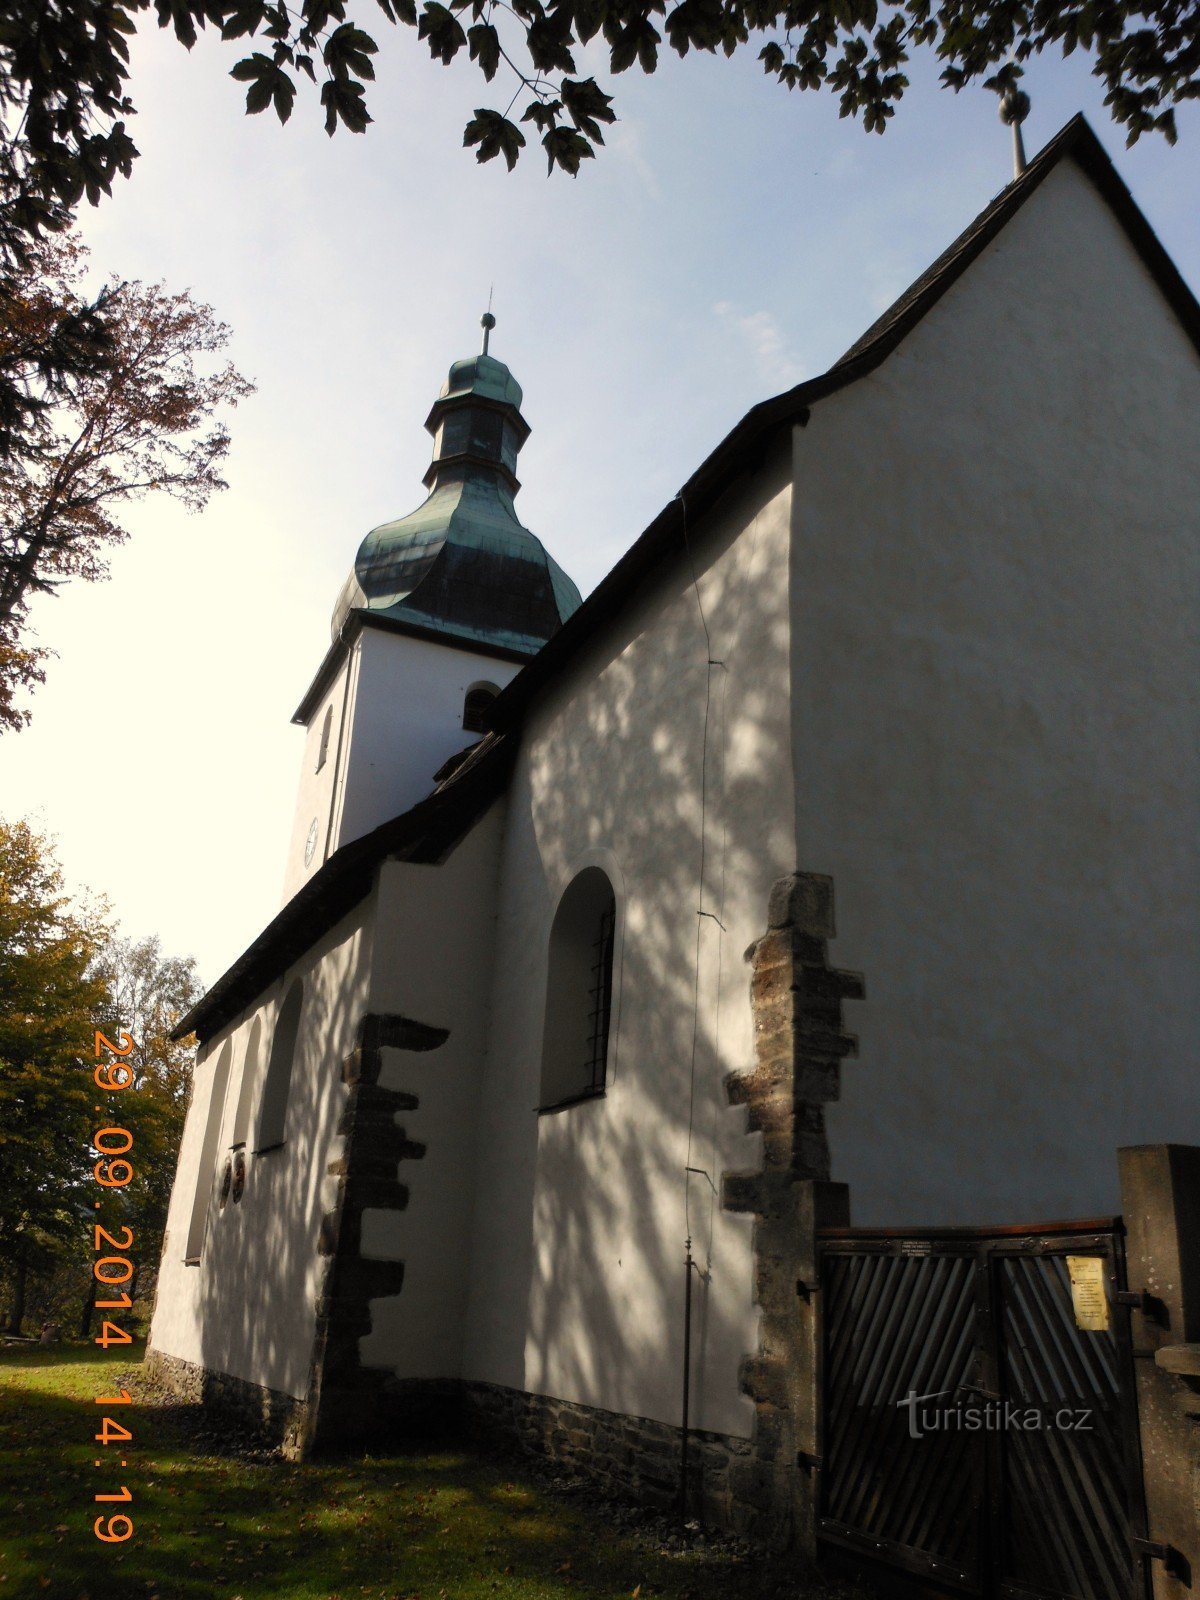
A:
[584,901,615,1093]
[539,867,617,1110]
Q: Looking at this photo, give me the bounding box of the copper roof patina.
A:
[332,343,581,655]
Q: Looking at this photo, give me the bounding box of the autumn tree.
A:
[0,823,202,1335]
[0,231,253,732]
[0,818,110,1334]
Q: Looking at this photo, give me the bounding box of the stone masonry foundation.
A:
[461,1381,760,1530]
[143,1345,307,1448]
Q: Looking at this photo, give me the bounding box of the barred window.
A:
[539,868,616,1111]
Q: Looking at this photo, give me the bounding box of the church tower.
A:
[282,318,581,902]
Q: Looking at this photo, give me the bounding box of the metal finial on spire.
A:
[480,309,496,355]
[999,84,1031,180]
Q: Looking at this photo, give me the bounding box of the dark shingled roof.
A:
[179,114,1200,1044]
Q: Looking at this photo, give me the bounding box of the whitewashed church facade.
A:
[149,116,1200,1544]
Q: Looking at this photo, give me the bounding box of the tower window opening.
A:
[539,867,617,1111]
[316,705,333,772]
[463,682,500,734]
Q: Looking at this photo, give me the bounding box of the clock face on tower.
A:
[304,817,319,868]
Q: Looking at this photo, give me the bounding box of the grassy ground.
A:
[0,1343,867,1600]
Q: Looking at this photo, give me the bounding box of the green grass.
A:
[0,1343,863,1600]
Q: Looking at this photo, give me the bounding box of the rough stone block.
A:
[767,873,835,937]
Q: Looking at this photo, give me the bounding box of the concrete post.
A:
[1118,1144,1200,1596]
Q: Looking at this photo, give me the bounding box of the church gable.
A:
[839,145,1200,427]
[785,136,1200,1227]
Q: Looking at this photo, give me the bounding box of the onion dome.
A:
[333,316,581,655]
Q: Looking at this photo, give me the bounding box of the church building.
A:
[149,115,1200,1569]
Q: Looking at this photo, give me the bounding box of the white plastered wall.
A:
[150,901,373,1397]
[356,803,507,1378]
[281,650,354,903]
[797,157,1200,1224]
[281,627,521,905]
[335,629,519,850]
[462,447,797,1441]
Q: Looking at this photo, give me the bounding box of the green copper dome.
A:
[333,330,581,655]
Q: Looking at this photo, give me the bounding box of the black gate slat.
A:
[825,1255,898,1496]
[905,1423,980,1562]
[825,1260,898,1523]
[826,1255,921,1524]
[1005,1255,1114,1405]
[827,1254,890,1411]
[1011,1273,1132,1510]
[822,1255,859,1368]
[877,1268,981,1565]
[1002,1260,1078,1405]
[890,1256,969,1414]
[1004,1430,1079,1593]
[1013,1396,1130,1600]
[822,1256,874,1464]
[1000,1275,1129,1533]
[1004,1425,1095,1598]
[999,1259,1133,1600]
[829,1256,933,1525]
[1002,1260,1132,1539]
[888,1261,981,1554]
[839,1255,958,1534]
[871,1255,977,1548]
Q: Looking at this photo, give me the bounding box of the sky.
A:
[1,19,1197,987]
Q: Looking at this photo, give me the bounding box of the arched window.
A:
[230,1017,262,1149]
[316,704,334,771]
[462,682,499,734]
[256,980,303,1152]
[539,868,616,1110]
[185,1042,233,1261]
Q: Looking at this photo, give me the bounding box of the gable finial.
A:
[999,84,1031,180]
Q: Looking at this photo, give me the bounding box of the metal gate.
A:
[817,1220,1148,1599]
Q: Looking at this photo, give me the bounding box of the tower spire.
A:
[999,84,1031,180]
[481,298,496,356]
